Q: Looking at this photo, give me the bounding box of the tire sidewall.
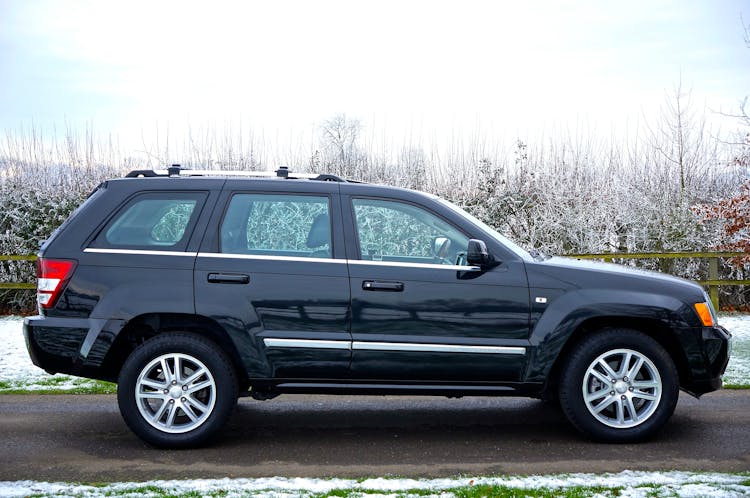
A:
[559,328,679,443]
[117,333,238,448]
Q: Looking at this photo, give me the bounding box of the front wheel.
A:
[117,333,238,448]
[558,328,679,442]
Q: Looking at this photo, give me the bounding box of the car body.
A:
[24,167,732,447]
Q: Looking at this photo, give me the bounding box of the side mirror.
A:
[466,239,490,266]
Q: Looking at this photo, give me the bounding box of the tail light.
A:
[37,258,77,310]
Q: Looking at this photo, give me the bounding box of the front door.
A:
[344,196,530,382]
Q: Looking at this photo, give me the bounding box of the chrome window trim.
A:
[83,248,198,257]
[198,253,347,264]
[352,341,526,355]
[85,250,479,271]
[347,260,481,271]
[263,338,351,350]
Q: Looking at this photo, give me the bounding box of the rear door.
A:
[194,180,351,379]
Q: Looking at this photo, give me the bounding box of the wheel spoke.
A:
[624,396,638,422]
[597,359,619,380]
[151,398,170,424]
[173,356,182,383]
[160,358,174,383]
[187,395,209,413]
[631,380,659,389]
[137,391,165,400]
[632,390,658,401]
[589,368,611,385]
[627,356,644,380]
[181,401,199,422]
[186,380,213,395]
[585,386,611,403]
[139,378,167,391]
[165,403,177,427]
[183,367,208,386]
[618,352,633,377]
[615,398,625,424]
[592,394,617,414]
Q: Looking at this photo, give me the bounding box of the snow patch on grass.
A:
[718,314,750,387]
[0,316,107,392]
[0,471,748,497]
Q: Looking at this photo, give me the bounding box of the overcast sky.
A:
[1,0,748,154]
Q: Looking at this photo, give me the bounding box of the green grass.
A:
[20,483,744,498]
[0,377,116,395]
[9,472,750,498]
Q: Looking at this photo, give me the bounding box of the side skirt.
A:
[246,380,545,398]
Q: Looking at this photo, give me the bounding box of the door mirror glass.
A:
[467,239,490,266]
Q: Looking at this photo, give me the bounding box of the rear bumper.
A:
[24,315,89,375]
[23,315,124,381]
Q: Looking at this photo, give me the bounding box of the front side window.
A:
[94,192,204,249]
[221,194,332,258]
[353,198,470,265]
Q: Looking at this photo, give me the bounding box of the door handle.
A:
[362,280,404,292]
[207,273,250,284]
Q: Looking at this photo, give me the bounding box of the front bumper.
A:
[684,324,732,396]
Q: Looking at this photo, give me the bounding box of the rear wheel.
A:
[558,328,679,442]
[117,333,238,448]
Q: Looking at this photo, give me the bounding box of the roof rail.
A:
[125,165,347,182]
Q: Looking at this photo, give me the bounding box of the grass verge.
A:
[0,378,116,395]
[8,473,750,498]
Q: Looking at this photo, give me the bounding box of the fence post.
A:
[708,257,720,311]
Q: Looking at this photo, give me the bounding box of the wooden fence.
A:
[0,254,36,290]
[564,251,749,310]
[2,251,748,309]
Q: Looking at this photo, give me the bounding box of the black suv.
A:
[24,167,731,447]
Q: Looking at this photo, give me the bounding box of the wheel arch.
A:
[100,313,249,388]
[539,315,691,399]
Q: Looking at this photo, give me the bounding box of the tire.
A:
[117,332,238,448]
[558,328,679,443]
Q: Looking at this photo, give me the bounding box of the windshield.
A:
[436,197,532,260]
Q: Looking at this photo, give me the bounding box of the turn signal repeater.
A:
[37,258,77,310]
[693,302,715,327]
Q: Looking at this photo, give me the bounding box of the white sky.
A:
[0,0,748,156]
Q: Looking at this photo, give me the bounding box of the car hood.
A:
[526,256,706,301]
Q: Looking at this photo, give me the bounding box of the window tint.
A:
[353,198,470,265]
[221,194,331,258]
[95,192,204,249]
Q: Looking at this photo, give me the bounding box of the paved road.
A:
[0,390,748,481]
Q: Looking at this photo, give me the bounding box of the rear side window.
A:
[220,193,331,258]
[91,192,206,250]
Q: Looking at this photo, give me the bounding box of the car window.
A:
[93,192,205,249]
[221,194,332,258]
[352,198,470,265]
